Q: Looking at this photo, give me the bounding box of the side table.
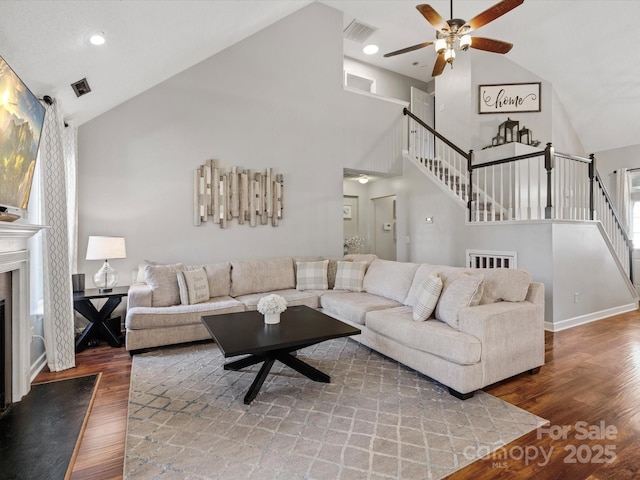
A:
[74,286,129,353]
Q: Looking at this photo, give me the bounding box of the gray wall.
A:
[343,56,433,101]
[433,50,585,155]
[77,3,405,280]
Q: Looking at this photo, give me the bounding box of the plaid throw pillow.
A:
[296,260,329,291]
[413,273,443,322]
[333,261,367,292]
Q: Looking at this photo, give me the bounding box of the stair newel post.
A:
[588,153,595,221]
[544,143,554,219]
[467,150,474,222]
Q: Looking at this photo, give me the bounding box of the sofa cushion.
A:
[466,268,531,304]
[405,264,459,307]
[230,257,295,297]
[126,296,245,330]
[235,289,320,310]
[186,262,231,298]
[320,291,401,325]
[365,307,482,365]
[435,273,484,330]
[363,259,420,303]
[296,260,329,291]
[413,273,443,322]
[343,254,377,268]
[135,259,158,283]
[177,268,210,305]
[144,263,184,307]
[333,261,367,292]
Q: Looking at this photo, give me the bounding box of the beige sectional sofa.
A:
[125,255,544,399]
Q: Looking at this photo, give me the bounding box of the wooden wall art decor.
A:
[194,160,284,228]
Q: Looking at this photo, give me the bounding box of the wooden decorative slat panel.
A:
[194,160,283,228]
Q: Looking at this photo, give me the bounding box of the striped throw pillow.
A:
[413,273,443,322]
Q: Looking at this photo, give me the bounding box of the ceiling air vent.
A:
[71,78,91,97]
[343,19,377,43]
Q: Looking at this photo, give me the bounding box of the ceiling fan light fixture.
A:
[459,34,471,51]
[435,38,447,54]
[444,48,455,63]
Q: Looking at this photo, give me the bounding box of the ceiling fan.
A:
[383,0,524,77]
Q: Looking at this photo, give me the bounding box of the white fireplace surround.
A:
[0,222,46,402]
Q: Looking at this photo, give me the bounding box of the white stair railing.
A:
[404,107,633,280]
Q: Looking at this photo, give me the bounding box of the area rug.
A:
[125,339,545,480]
[0,373,99,480]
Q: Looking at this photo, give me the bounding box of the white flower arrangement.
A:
[257,294,288,315]
[344,236,365,253]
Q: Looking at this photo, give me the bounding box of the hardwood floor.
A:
[34,309,640,479]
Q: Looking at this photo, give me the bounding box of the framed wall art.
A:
[478,82,541,114]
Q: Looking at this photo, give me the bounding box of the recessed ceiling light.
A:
[89,32,106,46]
[363,44,379,55]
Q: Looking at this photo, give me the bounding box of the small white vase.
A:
[264,313,280,324]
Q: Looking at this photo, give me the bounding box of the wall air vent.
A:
[343,19,377,43]
[71,78,91,97]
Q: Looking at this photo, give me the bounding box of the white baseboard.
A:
[545,302,639,332]
[30,352,47,383]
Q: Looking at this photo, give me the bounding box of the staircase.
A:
[404,107,634,280]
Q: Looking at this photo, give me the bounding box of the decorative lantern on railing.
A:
[518,126,532,145]
[498,117,520,143]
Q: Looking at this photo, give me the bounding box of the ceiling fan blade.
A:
[383,41,434,57]
[416,4,450,33]
[470,37,513,54]
[463,0,524,32]
[432,52,446,77]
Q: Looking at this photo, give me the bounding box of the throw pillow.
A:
[333,261,367,292]
[296,260,329,290]
[177,268,210,305]
[413,273,443,322]
[144,263,184,307]
[435,274,484,329]
[135,259,158,283]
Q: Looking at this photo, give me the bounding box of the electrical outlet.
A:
[574,292,580,303]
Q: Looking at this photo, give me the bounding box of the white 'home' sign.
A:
[479,82,541,114]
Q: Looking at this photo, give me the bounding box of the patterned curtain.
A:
[39,100,75,372]
[63,126,78,273]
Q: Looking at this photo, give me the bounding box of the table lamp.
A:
[86,236,127,293]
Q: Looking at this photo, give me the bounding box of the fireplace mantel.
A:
[0,221,48,403]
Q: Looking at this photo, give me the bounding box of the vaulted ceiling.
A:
[1,1,638,153]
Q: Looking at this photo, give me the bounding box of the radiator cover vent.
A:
[467,249,517,269]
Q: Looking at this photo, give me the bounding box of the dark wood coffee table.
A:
[201,305,360,404]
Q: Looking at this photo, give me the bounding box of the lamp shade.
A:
[86,236,126,260]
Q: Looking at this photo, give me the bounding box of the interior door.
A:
[373,195,396,260]
[410,87,435,159]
